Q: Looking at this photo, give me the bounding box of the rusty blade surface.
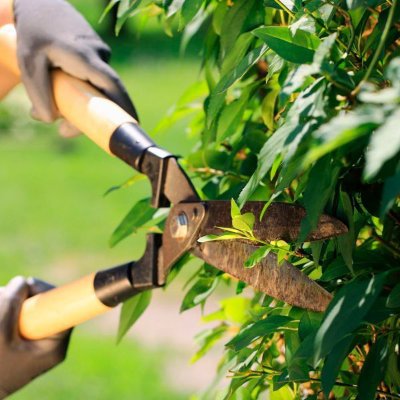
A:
[191,241,332,312]
[201,201,347,242]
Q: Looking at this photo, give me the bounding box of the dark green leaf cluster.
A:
[107,0,400,398]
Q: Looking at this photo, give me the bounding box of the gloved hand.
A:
[0,276,72,399]
[13,0,138,136]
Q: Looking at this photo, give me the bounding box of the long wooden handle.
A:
[20,274,112,340]
[19,263,136,340]
[0,24,137,154]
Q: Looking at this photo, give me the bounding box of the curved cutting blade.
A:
[201,201,347,242]
[191,240,332,312]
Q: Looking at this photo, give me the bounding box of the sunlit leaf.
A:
[254,26,320,64]
[117,290,152,343]
[364,107,400,180]
[227,315,293,351]
[181,277,219,312]
[197,232,245,242]
[244,245,271,268]
[207,45,268,128]
[110,198,157,247]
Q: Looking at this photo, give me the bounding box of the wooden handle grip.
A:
[19,273,112,340]
[0,24,137,153]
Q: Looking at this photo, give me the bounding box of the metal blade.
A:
[164,158,200,204]
[200,201,347,242]
[191,241,332,312]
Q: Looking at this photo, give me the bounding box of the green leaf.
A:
[261,75,280,130]
[117,290,152,343]
[270,385,294,400]
[221,33,254,76]
[364,107,400,180]
[180,277,219,312]
[204,297,251,324]
[115,0,148,34]
[110,198,157,247]
[310,242,323,267]
[207,45,268,128]
[320,258,349,281]
[191,325,228,363]
[231,198,241,218]
[100,0,120,22]
[220,0,256,55]
[298,311,322,340]
[232,212,255,233]
[288,332,315,380]
[244,245,272,268]
[277,249,287,265]
[104,173,146,197]
[217,91,249,141]
[313,273,387,365]
[321,334,356,397]
[239,121,298,205]
[386,348,400,388]
[181,0,202,23]
[380,162,400,216]
[166,0,185,17]
[357,336,389,400]
[226,315,293,351]
[239,78,326,205]
[254,26,321,64]
[303,106,385,167]
[285,330,301,364]
[299,156,340,241]
[337,191,355,275]
[197,232,245,242]
[386,283,400,308]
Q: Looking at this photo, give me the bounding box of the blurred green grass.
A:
[12,334,187,400]
[0,1,202,398]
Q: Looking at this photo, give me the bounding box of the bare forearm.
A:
[0,0,13,27]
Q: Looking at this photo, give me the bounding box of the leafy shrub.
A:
[108,1,400,399]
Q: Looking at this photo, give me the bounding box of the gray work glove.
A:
[13,0,138,136]
[0,276,72,399]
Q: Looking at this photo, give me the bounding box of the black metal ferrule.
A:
[93,263,138,307]
[109,122,156,171]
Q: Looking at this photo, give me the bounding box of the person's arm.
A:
[0,0,12,27]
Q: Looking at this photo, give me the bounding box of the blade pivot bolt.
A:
[170,212,189,239]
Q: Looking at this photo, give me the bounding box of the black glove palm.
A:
[0,277,72,399]
[13,0,138,129]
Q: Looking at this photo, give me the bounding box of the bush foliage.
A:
[108,1,400,399]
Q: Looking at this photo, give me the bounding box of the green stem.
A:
[352,0,398,95]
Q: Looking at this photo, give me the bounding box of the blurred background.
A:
[0,1,222,398]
